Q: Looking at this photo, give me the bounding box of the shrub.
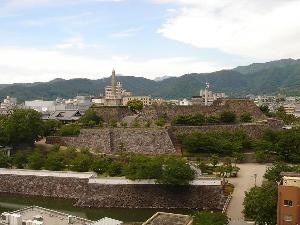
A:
[71,154,92,172]
[58,124,80,136]
[193,211,229,225]
[44,151,65,171]
[107,161,124,176]
[240,112,252,123]
[206,115,220,124]
[92,156,113,174]
[12,151,28,169]
[0,152,10,168]
[155,117,166,127]
[220,111,236,123]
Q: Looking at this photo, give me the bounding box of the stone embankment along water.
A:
[0,169,225,210]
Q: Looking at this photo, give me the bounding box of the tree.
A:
[209,154,219,167]
[193,211,229,225]
[124,155,163,180]
[43,119,62,136]
[58,124,80,136]
[156,158,195,185]
[264,163,293,182]
[71,153,92,172]
[5,109,44,147]
[243,182,277,225]
[79,109,103,127]
[107,161,124,176]
[12,151,28,169]
[220,111,236,123]
[0,152,10,168]
[27,150,45,170]
[91,156,112,174]
[240,112,252,123]
[127,99,143,111]
[260,105,270,116]
[44,151,65,171]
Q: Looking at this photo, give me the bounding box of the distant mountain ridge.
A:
[1,58,300,101]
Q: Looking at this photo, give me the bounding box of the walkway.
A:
[226,163,268,225]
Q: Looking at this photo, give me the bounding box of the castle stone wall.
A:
[46,128,177,155]
[0,174,225,210]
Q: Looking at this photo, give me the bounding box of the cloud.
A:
[55,37,101,50]
[110,27,143,38]
[158,0,300,59]
[0,46,230,83]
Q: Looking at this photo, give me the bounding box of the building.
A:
[123,96,152,106]
[179,98,192,106]
[283,104,296,115]
[48,110,84,123]
[0,206,123,225]
[105,69,123,106]
[142,212,193,225]
[277,172,300,225]
[0,96,17,110]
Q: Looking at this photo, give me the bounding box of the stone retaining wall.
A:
[0,174,225,210]
[46,128,177,155]
[170,124,270,139]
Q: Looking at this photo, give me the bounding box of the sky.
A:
[0,0,300,83]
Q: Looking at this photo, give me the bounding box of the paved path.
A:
[226,163,268,225]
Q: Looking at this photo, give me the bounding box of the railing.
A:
[222,194,233,214]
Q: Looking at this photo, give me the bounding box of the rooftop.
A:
[142,212,193,225]
[1,206,93,225]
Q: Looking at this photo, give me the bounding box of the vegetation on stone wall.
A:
[58,124,81,136]
[127,99,143,111]
[79,109,103,127]
[172,111,250,126]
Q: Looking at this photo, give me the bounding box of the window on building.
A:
[284,215,293,221]
[284,200,293,207]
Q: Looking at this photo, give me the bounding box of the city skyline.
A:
[0,0,300,83]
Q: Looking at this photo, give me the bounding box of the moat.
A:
[0,193,196,222]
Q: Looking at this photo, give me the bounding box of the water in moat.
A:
[0,193,197,223]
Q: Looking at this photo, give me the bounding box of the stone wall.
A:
[92,106,134,122]
[152,99,266,122]
[0,174,225,210]
[46,128,177,155]
[170,123,270,139]
[92,99,266,123]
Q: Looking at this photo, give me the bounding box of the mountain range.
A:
[1,58,300,101]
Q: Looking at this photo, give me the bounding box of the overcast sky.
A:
[0,0,299,83]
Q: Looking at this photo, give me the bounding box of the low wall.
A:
[0,170,226,210]
[46,128,177,155]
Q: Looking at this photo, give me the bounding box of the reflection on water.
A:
[0,193,196,222]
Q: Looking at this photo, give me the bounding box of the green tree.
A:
[44,151,65,171]
[71,154,92,172]
[240,112,252,123]
[220,111,236,123]
[259,105,270,116]
[127,99,143,111]
[157,158,195,185]
[243,182,277,225]
[5,109,44,147]
[107,161,124,176]
[91,156,113,174]
[264,163,293,182]
[79,109,103,127]
[124,155,163,180]
[43,119,62,136]
[209,154,219,167]
[12,151,28,169]
[193,211,229,225]
[0,152,10,168]
[58,124,80,136]
[27,150,45,170]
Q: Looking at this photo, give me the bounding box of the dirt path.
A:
[226,163,268,225]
